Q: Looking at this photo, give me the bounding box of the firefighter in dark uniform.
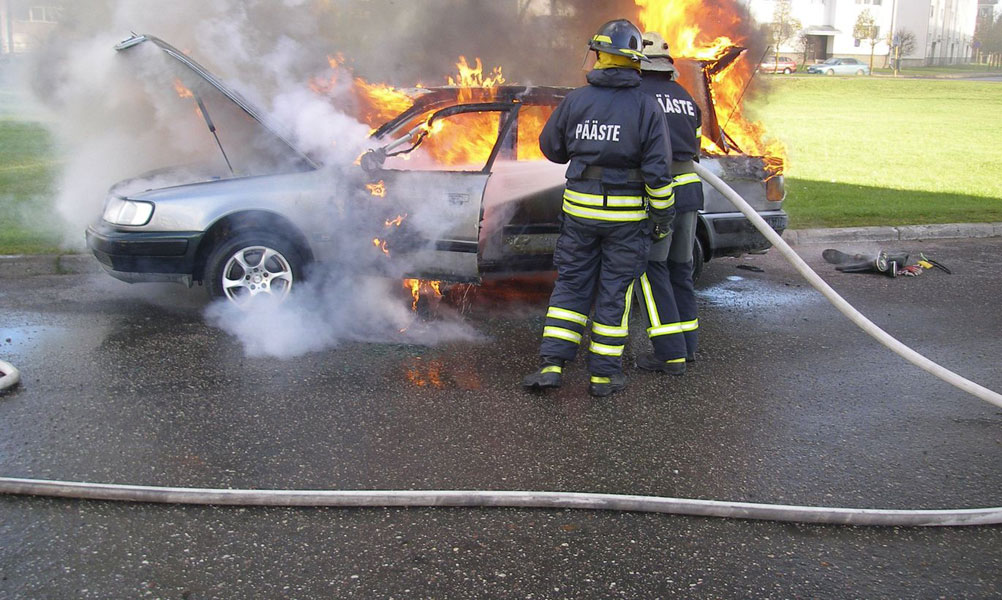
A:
[634,31,704,372]
[522,19,675,398]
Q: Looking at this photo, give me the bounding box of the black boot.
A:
[522,359,564,389]
[635,353,686,375]
[588,373,626,397]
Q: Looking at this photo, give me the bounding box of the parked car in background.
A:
[806,57,870,76]
[758,56,797,74]
[87,34,788,306]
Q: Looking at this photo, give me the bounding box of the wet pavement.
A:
[0,238,1000,598]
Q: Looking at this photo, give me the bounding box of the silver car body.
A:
[87,34,787,298]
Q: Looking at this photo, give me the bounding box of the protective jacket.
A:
[533,67,674,379]
[638,72,703,213]
[540,68,675,223]
[637,70,704,362]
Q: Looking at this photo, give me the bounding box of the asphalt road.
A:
[1,238,1000,599]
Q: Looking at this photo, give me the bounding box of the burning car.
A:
[86,34,787,306]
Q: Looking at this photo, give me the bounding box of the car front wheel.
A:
[783,67,792,74]
[825,68,835,76]
[204,231,304,306]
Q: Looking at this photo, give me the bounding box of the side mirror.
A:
[359,148,386,173]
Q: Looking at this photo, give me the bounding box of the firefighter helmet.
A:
[641,31,677,74]
[588,19,650,62]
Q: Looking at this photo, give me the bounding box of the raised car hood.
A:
[115,34,317,175]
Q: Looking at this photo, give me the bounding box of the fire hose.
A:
[0,360,20,393]
[1,167,1000,526]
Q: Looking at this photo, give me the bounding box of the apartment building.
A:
[742,0,979,66]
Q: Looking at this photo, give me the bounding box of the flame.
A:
[636,0,787,174]
[384,214,406,227]
[372,238,389,255]
[311,55,416,128]
[366,180,387,197]
[402,278,443,311]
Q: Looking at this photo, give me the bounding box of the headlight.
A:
[102,197,154,226]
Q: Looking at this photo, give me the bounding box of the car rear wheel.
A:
[204,231,304,306]
[783,67,792,74]
[825,68,835,76]
[691,235,705,283]
[855,69,865,75]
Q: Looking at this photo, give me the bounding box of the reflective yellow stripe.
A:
[590,375,611,384]
[547,306,588,326]
[648,195,675,210]
[589,341,624,357]
[665,358,686,364]
[645,183,673,198]
[620,48,645,58]
[592,322,628,337]
[620,281,634,329]
[543,326,582,344]
[562,201,648,222]
[541,365,563,374]
[680,318,699,331]
[648,322,684,337]
[674,173,700,186]
[639,273,660,327]
[564,190,644,208]
[592,35,612,44]
[695,127,702,138]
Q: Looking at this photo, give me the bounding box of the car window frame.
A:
[376,102,520,175]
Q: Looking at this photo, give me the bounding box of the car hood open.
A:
[115,34,317,176]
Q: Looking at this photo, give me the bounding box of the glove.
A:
[650,210,674,241]
[651,221,672,241]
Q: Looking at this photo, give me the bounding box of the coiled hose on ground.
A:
[1,166,1000,526]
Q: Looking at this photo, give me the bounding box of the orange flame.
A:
[367,180,387,197]
[402,278,443,311]
[636,0,787,174]
[372,238,389,255]
[384,214,406,227]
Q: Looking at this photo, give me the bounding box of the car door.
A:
[365,103,517,282]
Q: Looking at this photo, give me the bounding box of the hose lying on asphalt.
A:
[0,360,20,393]
[1,167,1000,527]
[691,162,1002,410]
[0,478,1000,526]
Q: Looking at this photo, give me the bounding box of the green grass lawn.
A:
[749,76,1002,228]
[0,119,63,254]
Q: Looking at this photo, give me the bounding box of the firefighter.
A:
[634,31,704,372]
[522,19,675,398]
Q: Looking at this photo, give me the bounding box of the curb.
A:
[1,222,1000,278]
[0,253,103,279]
[781,222,1002,246]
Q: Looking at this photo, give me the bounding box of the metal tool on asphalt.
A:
[1,165,1000,527]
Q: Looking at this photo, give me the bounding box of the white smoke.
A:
[22,0,490,358]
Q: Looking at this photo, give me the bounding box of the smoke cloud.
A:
[16,0,765,358]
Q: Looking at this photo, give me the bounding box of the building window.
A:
[27,6,62,23]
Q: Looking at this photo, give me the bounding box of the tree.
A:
[768,0,801,64]
[853,9,880,74]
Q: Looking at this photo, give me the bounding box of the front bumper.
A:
[700,210,788,259]
[86,224,204,285]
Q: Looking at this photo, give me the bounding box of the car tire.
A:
[783,67,792,75]
[825,68,835,76]
[204,231,304,306]
[855,69,865,75]
[691,235,705,283]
